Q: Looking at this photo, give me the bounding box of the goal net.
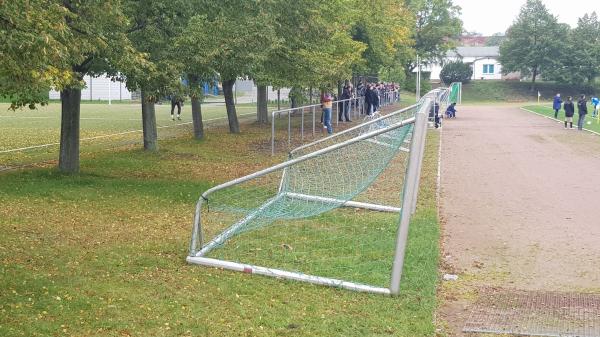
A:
[187,87,455,295]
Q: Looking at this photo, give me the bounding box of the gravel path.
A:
[439,105,600,334]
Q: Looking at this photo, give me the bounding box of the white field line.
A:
[0,116,152,121]
[0,112,256,154]
[520,107,600,137]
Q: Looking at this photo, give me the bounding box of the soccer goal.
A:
[187,86,456,295]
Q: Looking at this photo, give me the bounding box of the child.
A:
[563,96,574,129]
[591,96,599,118]
[553,93,562,119]
[446,102,457,118]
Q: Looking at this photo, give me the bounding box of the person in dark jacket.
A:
[446,102,457,118]
[364,84,373,115]
[369,84,380,113]
[553,93,562,119]
[339,80,352,122]
[563,96,575,129]
[577,94,588,130]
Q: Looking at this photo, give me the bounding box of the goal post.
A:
[187,87,455,295]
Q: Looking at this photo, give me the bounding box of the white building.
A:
[426,46,503,81]
[49,74,133,101]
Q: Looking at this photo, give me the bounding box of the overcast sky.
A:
[453,0,600,35]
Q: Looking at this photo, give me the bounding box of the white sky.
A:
[453,0,600,35]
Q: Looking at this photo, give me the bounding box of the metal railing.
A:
[270,90,401,155]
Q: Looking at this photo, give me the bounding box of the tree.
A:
[499,0,564,89]
[404,0,463,73]
[1,1,147,173]
[253,0,365,122]
[179,2,278,134]
[439,61,472,84]
[485,33,506,46]
[351,0,414,80]
[124,0,192,150]
[546,13,600,85]
[0,1,71,109]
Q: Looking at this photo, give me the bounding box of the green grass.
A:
[0,121,441,336]
[522,104,600,132]
[0,102,280,151]
[461,80,599,103]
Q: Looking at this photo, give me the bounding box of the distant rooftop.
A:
[448,46,500,58]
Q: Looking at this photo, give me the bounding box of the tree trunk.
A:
[59,87,81,173]
[256,84,268,124]
[222,79,240,133]
[191,94,204,139]
[530,66,538,91]
[141,90,158,151]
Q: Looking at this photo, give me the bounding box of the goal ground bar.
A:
[187,256,391,295]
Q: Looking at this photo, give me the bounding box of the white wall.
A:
[470,58,502,80]
[49,74,132,100]
[425,56,502,81]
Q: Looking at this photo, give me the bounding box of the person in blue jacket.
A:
[553,93,563,119]
[445,102,457,118]
[591,96,599,118]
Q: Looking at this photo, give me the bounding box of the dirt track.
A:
[439,105,600,334]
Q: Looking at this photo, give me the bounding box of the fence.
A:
[270,90,400,155]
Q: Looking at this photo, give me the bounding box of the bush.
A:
[403,72,432,94]
[440,61,473,85]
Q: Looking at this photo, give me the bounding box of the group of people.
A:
[357,82,400,116]
[320,80,401,135]
[431,102,457,129]
[553,93,599,130]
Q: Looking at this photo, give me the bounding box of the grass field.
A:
[0,102,277,151]
[0,118,441,336]
[522,104,600,133]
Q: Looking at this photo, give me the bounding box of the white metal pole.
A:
[108,79,111,105]
[271,111,276,156]
[416,55,421,102]
[389,98,430,295]
[410,94,432,214]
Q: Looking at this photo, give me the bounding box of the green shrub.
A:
[440,61,473,85]
[403,72,432,94]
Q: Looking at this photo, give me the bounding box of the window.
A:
[483,64,495,74]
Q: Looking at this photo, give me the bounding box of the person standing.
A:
[563,96,575,129]
[322,91,333,135]
[553,93,562,119]
[364,84,374,115]
[591,95,599,118]
[577,94,588,130]
[170,94,184,121]
[339,80,352,122]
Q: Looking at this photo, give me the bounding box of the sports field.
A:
[522,103,600,133]
[0,102,279,170]
[0,102,267,151]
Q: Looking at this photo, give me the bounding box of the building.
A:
[426,46,503,82]
[49,74,133,101]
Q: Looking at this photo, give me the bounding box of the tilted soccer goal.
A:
[187,87,454,295]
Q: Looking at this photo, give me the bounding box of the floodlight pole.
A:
[389,98,431,296]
